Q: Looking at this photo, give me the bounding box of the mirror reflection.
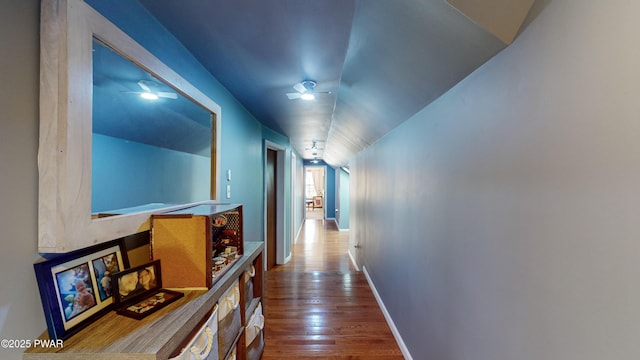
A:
[92,39,213,214]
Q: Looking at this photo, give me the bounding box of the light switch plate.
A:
[226,184,231,198]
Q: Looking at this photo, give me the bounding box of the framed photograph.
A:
[112,260,183,320]
[33,239,129,340]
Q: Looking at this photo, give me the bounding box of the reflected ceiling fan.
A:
[286,80,330,101]
[133,80,178,100]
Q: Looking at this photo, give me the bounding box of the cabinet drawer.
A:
[243,265,255,310]
[170,305,219,360]
[246,331,264,360]
[245,301,264,360]
[218,282,241,360]
[218,282,240,319]
[245,302,264,346]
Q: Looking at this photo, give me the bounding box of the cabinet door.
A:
[152,215,211,288]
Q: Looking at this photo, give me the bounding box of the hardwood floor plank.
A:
[262,218,403,359]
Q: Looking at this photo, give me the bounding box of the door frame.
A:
[291,152,298,245]
[264,140,287,268]
[304,165,326,219]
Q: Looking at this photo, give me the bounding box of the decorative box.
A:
[151,203,244,289]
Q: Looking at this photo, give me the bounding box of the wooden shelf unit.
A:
[24,241,264,360]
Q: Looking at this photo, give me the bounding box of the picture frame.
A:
[313,195,323,208]
[112,260,183,320]
[33,239,129,340]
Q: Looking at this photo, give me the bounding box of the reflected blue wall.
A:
[92,134,210,213]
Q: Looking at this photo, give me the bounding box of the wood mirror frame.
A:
[39,0,221,252]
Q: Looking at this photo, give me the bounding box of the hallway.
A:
[261,218,403,359]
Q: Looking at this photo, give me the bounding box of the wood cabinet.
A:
[24,241,264,360]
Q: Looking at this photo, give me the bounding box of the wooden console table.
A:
[24,241,264,360]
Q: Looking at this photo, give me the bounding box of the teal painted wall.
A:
[325,166,336,219]
[92,134,210,213]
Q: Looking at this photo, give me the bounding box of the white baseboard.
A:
[294,220,303,245]
[362,265,413,360]
[347,249,360,271]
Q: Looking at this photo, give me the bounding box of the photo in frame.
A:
[112,260,183,320]
[33,239,129,340]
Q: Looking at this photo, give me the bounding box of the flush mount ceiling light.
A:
[300,92,315,101]
[286,80,331,101]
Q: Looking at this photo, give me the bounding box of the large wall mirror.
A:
[92,39,214,213]
[39,0,221,252]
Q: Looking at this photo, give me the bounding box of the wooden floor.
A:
[261,217,404,359]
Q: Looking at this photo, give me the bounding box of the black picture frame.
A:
[33,239,129,340]
[112,260,183,320]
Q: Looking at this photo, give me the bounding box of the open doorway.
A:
[264,141,286,270]
[305,166,325,220]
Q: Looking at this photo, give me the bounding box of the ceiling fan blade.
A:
[286,92,302,100]
[157,91,178,99]
[293,82,306,94]
[137,80,151,93]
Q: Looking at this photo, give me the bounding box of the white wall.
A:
[0,1,46,359]
[352,0,640,358]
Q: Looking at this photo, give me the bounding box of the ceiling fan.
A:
[286,80,330,101]
[305,140,325,151]
[134,80,178,100]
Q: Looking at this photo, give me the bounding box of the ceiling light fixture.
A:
[300,92,315,101]
[287,80,330,101]
[140,92,158,100]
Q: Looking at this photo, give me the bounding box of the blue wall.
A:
[325,166,336,219]
[92,134,210,213]
[87,1,268,242]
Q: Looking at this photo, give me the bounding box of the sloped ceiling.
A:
[138,0,536,167]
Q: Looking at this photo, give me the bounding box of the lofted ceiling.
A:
[137,0,537,167]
